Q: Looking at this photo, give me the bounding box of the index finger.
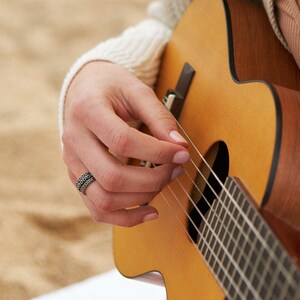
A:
[86,106,190,165]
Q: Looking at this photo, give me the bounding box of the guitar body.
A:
[114,0,300,299]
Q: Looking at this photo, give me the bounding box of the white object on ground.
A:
[32,269,166,300]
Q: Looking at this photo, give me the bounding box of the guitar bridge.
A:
[163,63,195,120]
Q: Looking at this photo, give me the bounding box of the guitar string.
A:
[156,160,262,277]
[171,171,297,289]
[171,182,260,299]
[149,162,294,288]
[150,163,260,298]
[163,169,298,297]
[160,94,293,279]
[174,119,294,276]
[164,176,299,295]
[177,162,266,278]
[166,126,296,284]
[155,155,289,284]
[149,118,295,283]
[177,167,267,277]
[160,184,260,300]
[159,190,245,299]
[179,160,288,281]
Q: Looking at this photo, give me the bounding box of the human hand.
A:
[62,61,190,227]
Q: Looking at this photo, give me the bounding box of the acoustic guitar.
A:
[113,0,300,299]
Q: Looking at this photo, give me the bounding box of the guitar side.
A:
[226,0,300,232]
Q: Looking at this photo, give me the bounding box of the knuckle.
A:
[110,127,130,155]
[100,168,123,192]
[61,129,76,148]
[129,83,153,98]
[147,108,175,129]
[140,85,155,97]
[153,147,167,163]
[71,95,90,120]
[90,210,104,223]
[97,197,113,212]
[150,169,168,192]
[154,108,175,123]
[152,180,164,192]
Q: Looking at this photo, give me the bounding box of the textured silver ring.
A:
[75,171,95,195]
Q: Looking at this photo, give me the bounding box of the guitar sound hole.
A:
[188,141,229,243]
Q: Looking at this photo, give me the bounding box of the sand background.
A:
[0,1,151,299]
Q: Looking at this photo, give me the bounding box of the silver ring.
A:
[75,171,95,195]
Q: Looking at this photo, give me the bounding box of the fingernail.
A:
[171,165,184,180]
[173,151,190,164]
[143,213,158,223]
[169,130,188,144]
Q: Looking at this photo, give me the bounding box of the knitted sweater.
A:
[58,0,298,135]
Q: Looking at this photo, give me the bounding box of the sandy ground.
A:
[0,1,151,299]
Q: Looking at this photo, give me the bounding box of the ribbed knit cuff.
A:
[276,0,300,69]
[262,0,290,50]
